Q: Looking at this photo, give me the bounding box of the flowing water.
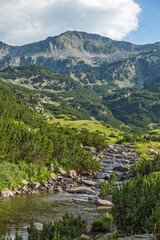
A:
[0,144,137,239]
[0,191,109,239]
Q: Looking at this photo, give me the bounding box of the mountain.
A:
[0,31,160,132]
[1,31,160,93]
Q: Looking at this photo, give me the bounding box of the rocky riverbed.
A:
[1,144,154,240]
[0,143,141,201]
[96,143,141,181]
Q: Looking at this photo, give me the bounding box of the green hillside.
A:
[0,65,121,127]
[103,88,160,132]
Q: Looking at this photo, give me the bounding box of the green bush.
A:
[130,154,160,176]
[27,213,87,240]
[99,173,118,198]
[102,215,114,224]
[76,237,88,240]
[112,174,160,235]
[92,220,106,231]
[0,162,51,192]
[92,215,113,231]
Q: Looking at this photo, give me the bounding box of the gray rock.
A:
[30,182,41,189]
[96,172,110,179]
[148,150,159,155]
[57,186,63,192]
[80,234,92,240]
[66,170,77,178]
[50,173,57,180]
[96,198,114,207]
[21,179,28,185]
[58,168,67,176]
[84,146,96,153]
[73,198,89,203]
[50,163,55,172]
[21,186,29,193]
[82,180,97,187]
[117,234,154,240]
[35,223,43,231]
[1,189,14,198]
[68,186,92,194]
[97,233,111,240]
[113,165,129,172]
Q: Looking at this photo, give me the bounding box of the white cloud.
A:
[0,0,141,45]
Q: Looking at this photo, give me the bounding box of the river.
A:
[0,191,109,239]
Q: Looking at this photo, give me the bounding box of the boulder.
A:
[113,165,129,172]
[96,172,110,179]
[73,198,89,203]
[80,234,92,240]
[29,182,41,190]
[35,223,43,231]
[82,180,97,187]
[97,233,111,240]
[58,168,67,176]
[68,186,92,194]
[66,170,77,178]
[1,189,14,198]
[84,146,96,153]
[57,186,63,192]
[14,189,21,195]
[50,163,55,172]
[106,223,117,232]
[21,179,28,185]
[148,150,159,155]
[21,186,29,193]
[117,234,154,240]
[51,173,57,180]
[95,198,114,207]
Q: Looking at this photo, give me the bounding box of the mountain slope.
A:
[0,64,121,127]
[1,31,160,93]
[1,31,160,131]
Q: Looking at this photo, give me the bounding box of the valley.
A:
[0,31,160,239]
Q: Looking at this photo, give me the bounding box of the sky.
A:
[0,0,159,46]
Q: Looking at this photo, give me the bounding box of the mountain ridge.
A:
[0,31,160,131]
[1,30,160,92]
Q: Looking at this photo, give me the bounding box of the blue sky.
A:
[0,0,159,45]
[125,0,160,44]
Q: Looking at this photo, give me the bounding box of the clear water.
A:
[0,192,109,239]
